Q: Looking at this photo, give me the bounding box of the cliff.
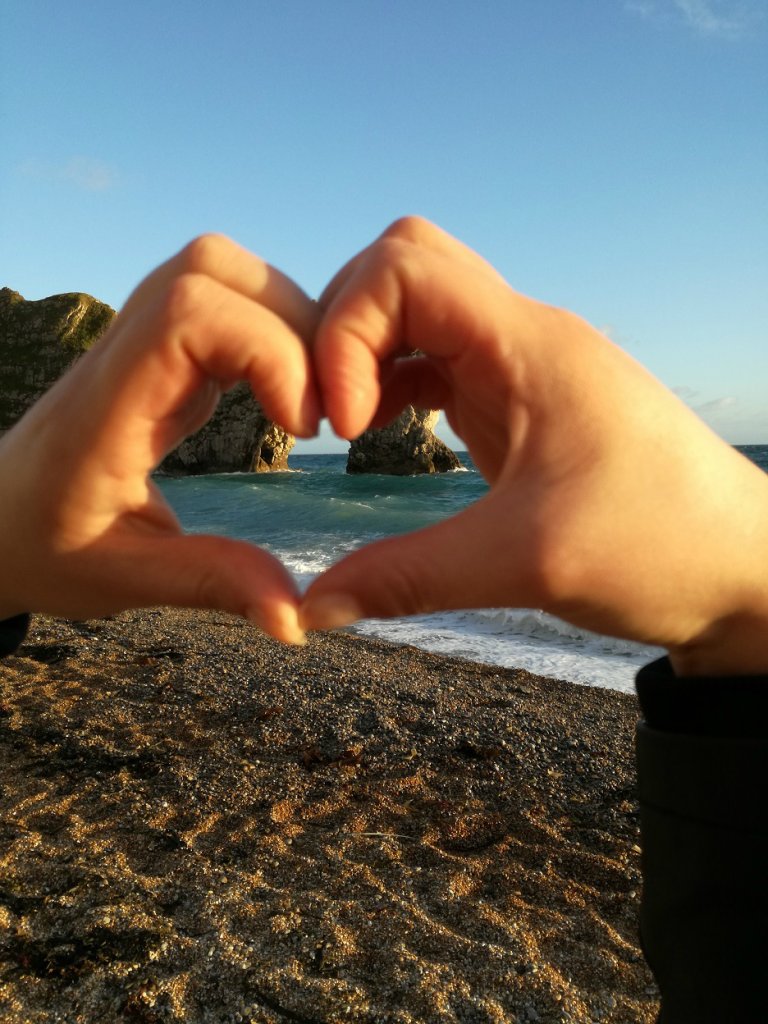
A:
[158,381,295,475]
[347,407,461,475]
[2,289,460,476]
[0,286,116,433]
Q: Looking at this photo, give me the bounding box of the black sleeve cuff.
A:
[0,614,31,657]
[635,657,768,1021]
[636,655,768,738]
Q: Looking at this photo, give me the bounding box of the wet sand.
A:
[0,609,659,1023]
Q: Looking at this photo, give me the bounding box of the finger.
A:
[93,534,306,644]
[300,495,534,631]
[78,275,322,474]
[318,215,504,311]
[314,216,506,439]
[124,234,320,344]
[375,216,507,280]
[370,358,454,429]
[315,241,508,439]
[164,278,320,436]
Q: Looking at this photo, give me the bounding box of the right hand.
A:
[302,216,768,676]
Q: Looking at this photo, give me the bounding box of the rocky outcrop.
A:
[159,381,295,475]
[0,286,116,432]
[0,288,295,474]
[347,407,461,475]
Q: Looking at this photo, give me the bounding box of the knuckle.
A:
[161,271,209,325]
[178,233,230,275]
[381,215,435,245]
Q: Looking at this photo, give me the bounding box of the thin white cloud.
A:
[624,0,762,37]
[673,387,736,414]
[597,324,644,352]
[671,384,699,400]
[18,156,118,192]
[670,388,768,442]
[625,0,659,18]
[674,0,755,36]
[694,395,737,415]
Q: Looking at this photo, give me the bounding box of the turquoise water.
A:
[156,445,768,693]
[157,453,488,578]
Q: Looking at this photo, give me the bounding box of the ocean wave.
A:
[328,497,376,511]
[351,611,662,694]
[155,456,676,692]
[466,608,646,656]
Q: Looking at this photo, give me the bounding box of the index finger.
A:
[314,222,511,439]
[318,215,505,312]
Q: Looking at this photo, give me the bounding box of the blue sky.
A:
[2,0,766,447]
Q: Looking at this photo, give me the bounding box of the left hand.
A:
[0,235,320,643]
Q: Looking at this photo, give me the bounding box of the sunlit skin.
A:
[0,235,320,643]
[301,217,768,677]
[1,221,767,676]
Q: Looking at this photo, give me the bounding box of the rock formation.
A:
[0,287,295,474]
[347,407,461,475]
[0,286,116,432]
[159,381,295,475]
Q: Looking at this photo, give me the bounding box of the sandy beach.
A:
[0,609,659,1023]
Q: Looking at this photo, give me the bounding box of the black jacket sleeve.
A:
[0,614,30,657]
[635,658,768,1023]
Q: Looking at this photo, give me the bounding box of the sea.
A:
[156,445,768,695]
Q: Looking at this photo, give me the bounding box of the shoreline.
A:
[0,608,659,1023]
[345,616,653,696]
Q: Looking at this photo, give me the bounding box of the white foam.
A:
[349,609,661,694]
[282,553,658,692]
[329,498,376,511]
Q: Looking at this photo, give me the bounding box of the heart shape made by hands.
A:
[1,218,748,671]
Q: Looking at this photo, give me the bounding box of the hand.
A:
[301,217,768,676]
[0,235,320,643]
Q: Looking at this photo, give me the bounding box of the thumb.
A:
[113,534,305,644]
[300,496,531,631]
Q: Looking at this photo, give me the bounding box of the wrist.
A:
[668,608,768,677]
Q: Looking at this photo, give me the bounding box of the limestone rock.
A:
[158,381,295,475]
[347,407,461,475]
[0,286,116,432]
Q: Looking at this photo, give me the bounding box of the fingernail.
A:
[299,593,363,632]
